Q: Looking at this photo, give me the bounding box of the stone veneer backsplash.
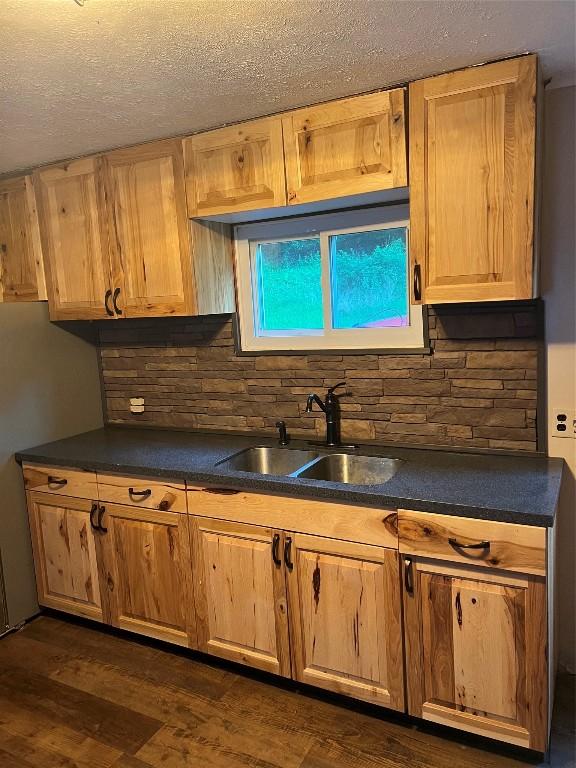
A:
[99,304,541,452]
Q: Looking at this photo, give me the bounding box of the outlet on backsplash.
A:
[550,407,576,439]
[130,397,145,414]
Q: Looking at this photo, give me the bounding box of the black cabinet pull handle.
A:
[284,536,293,571]
[47,476,68,487]
[203,488,240,495]
[448,538,490,554]
[97,505,107,533]
[413,263,422,302]
[112,287,122,315]
[89,503,99,531]
[104,289,114,316]
[128,487,152,500]
[404,557,414,596]
[272,534,282,567]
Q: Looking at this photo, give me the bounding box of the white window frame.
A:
[234,206,424,352]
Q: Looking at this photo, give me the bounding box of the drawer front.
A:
[398,509,546,576]
[187,487,398,549]
[97,473,187,513]
[23,464,97,499]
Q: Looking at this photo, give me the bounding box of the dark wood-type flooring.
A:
[0,615,573,768]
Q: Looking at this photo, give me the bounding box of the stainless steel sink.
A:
[216,446,320,476]
[295,453,401,485]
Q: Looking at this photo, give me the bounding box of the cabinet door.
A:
[96,504,196,647]
[104,139,194,318]
[0,175,46,302]
[403,557,547,751]
[410,55,537,303]
[26,492,103,621]
[282,89,407,206]
[34,157,114,320]
[286,533,404,710]
[190,517,291,676]
[184,117,286,218]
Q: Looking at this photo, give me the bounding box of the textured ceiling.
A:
[1,0,575,175]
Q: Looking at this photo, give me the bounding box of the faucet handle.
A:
[327,382,346,395]
[275,420,289,446]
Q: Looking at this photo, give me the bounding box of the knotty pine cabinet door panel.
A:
[104,139,194,317]
[282,89,407,205]
[286,533,404,710]
[34,157,114,320]
[190,517,291,676]
[26,492,103,621]
[409,55,537,303]
[183,116,286,217]
[0,175,46,302]
[96,504,196,647]
[403,557,547,751]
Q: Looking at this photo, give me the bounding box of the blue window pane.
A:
[254,239,323,333]
[329,228,408,329]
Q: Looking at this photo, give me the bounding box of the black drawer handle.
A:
[413,263,422,302]
[413,263,422,301]
[97,505,107,533]
[448,537,490,555]
[284,536,293,571]
[104,289,114,316]
[89,503,99,531]
[47,476,68,487]
[128,487,152,500]
[404,557,414,596]
[112,287,122,316]
[272,534,281,567]
[203,488,240,495]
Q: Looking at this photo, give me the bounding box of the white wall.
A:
[541,85,576,673]
[0,303,103,627]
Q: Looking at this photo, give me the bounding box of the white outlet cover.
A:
[130,397,145,414]
[550,408,576,439]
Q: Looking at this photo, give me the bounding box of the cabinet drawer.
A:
[97,473,187,513]
[398,509,546,576]
[23,464,97,499]
[187,487,398,549]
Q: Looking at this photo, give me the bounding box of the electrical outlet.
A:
[130,397,145,414]
[550,408,576,439]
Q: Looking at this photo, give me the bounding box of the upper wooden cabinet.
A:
[34,157,114,320]
[183,116,287,217]
[282,89,407,205]
[103,139,196,317]
[0,175,46,302]
[35,143,234,320]
[409,55,537,303]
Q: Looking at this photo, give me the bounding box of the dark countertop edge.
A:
[15,449,559,528]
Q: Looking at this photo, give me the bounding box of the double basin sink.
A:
[216,446,401,486]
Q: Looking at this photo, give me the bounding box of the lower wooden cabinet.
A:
[27,492,103,621]
[190,517,291,676]
[24,475,552,752]
[287,533,404,710]
[96,504,196,647]
[402,556,548,751]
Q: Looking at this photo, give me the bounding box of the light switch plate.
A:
[550,407,576,439]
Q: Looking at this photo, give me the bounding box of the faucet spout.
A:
[306,393,327,413]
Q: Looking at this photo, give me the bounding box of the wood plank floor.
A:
[0,615,573,768]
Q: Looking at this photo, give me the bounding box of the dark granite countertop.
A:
[16,427,563,527]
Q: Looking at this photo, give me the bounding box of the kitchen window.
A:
[234,206,424,352]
